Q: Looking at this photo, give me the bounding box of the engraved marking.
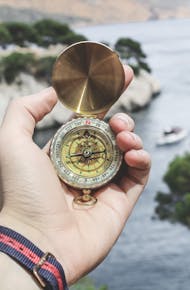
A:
[85,120,91,125]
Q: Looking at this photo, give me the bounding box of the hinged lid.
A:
[52,41,125,116]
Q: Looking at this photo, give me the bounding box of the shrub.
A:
[33,19,72,46]
[2,52,35,83]
[4,22,39,47]
[164,153,190,195]
[0,24,12,47]
[175,193,190,226]
[115,37,151,75]
[34,56,56,84]
[155,192,173,204]
[0,19,87,48]
[0,53,57,84]
[60,33,87,45]
[71,277,108,290]
[155,153,190,228]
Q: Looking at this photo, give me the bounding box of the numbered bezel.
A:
[50,118,123,190]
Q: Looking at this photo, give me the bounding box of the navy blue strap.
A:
[0,226,68,290]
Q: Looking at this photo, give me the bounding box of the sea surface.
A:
[73,19,190,290]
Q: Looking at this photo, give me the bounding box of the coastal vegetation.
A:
[0,24,12,47]
[0,20,151,85]
[3,22,39,47]
[71,277,107,290]
[115,38,151,75]
[0,19,87,47]
[0,52,56,84]
[155,153,190,228]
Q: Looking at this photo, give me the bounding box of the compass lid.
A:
[52,41,125,116]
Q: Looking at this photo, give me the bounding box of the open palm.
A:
[0,66,151,285]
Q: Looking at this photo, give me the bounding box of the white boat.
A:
[156,127,188,146]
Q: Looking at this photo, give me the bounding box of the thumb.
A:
[1,87,57,137]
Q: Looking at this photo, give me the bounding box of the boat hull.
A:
[156,130,188,146]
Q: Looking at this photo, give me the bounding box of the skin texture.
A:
[0,65,151,288]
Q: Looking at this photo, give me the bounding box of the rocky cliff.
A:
[0,70,160,129]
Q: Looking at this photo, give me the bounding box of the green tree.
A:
[60,32,87,45]
[4,22,39,47]
[164,153,190,195]
[175,193,190,226]
[2,52,35,83]
[115,38,151,75]
[155,153,190,228]
[175,201,186,222]
[33,19,72,46]
[71,277,108,290]
[0,24,12,47]
[0,53,57,84]
[34,56,56,84]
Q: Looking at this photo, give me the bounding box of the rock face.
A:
[111,70,160,113]
[0,70,160,129]
[0,73,73,128]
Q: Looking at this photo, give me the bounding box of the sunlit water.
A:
[73,19,190,290]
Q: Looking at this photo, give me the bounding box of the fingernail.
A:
[123,131,141,143]
[114,113,134,130]
[114,113,129,124]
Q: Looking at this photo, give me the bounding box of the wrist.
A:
[0,252,39,290]
[0,209,52,253]
[0,222,68,289]
[0,209,70,288]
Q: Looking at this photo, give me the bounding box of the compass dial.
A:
[50,118,123,190]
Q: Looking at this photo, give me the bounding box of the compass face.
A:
[50,118,123,190]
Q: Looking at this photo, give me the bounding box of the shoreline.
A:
[72,17,190,29]
[0,69,161,130]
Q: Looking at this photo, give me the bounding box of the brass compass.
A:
[50,41,125,206]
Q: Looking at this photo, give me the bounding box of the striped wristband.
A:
[0,226,68,290]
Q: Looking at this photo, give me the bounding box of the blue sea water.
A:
[75,19,190,290]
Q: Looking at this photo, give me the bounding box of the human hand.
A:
[0,66,151,286]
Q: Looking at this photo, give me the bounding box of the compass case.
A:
[52,41,125,116]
